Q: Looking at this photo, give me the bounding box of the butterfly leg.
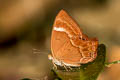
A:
[52,60,58,70]
[61,62,68,71]
[63,64,68,71]
[68,66,72,70]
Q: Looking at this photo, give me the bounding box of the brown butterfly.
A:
[48,10,98,69]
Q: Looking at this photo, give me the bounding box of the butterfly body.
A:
[48,10,98,67]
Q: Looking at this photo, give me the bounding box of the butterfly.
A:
[48,10,98,69]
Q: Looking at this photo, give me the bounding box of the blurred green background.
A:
[0,0,120,80]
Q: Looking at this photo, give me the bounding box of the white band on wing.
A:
[54,27,65,32]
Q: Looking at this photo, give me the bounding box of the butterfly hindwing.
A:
[51,10,98,66]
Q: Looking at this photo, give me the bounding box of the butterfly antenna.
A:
[32,48,50,54]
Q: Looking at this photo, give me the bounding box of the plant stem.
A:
[105,60,120,67]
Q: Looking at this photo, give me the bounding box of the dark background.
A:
[0,0,120,80]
